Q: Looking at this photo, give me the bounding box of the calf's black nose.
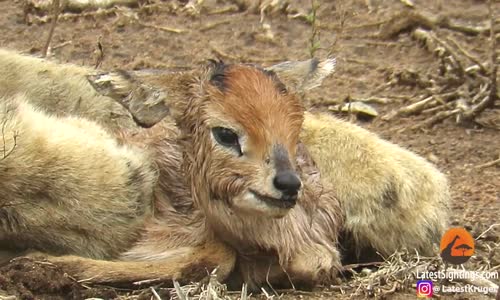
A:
[273,171,301,199]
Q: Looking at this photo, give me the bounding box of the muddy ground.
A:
[0,0,498,299]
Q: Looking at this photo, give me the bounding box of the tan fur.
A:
[0,96,156,259]
[300,112,450,258]
[0,64,343,290]
[0,48,164,131]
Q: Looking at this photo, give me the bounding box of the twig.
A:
[27,0,139,13]
[265,263,279,297]
[42,0,61,57]
[137,21,187,34]
[446,36,487,74]
[133,277,162,285]
[94,36,104,69]
[476,223,500,239]
[380,10,489,39]
[475,158,500,169]
[240,283,248,300]
[381,281,399,296]
[260,287,274,299]
[382,96,435,120]
[29,7,118,23]
[344,58,379,68]
[173,280,188,300]
[410,109,460,130]
[150,287,162,300]
[200,19,231,32]
[417,30,466,76]
[460,0,498,123]
[343,261,384,270]
[351,96,393,104]
[51,40,72,50]
[422,103,451,114]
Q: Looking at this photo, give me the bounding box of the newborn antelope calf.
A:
[0,61,342,290]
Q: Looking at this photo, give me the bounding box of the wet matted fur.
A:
[0,62,344,291]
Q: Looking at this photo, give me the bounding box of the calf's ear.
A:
[87,71,170,128]
[265,57,336,93]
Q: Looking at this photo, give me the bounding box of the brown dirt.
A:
[0,0,498,299]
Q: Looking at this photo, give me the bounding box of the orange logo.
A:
[440,227,474,265]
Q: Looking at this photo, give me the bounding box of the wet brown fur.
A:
[0,63,343,290]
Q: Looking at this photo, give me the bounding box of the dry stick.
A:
[446,36,487,74]
[42,0,61,57]
[380,10,489,39]
[345,58,379,68]
[51,40,72,50]
[137,21,187,34]
[410,109,460,130]
[200,19,231,32]
[150,287,162,300]
[475,158,500,169]
[30,7,116,24]
[475,223,500,239]
[27,0,139,13]
[462,0,498,122]
[173,280,188,300]
[427,32,466,75]
[94,36,104,69]
[133,277,162,285]
[382,96,434,120]
[240,283,248,300]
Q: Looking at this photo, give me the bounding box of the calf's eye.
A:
[212,127,242,155]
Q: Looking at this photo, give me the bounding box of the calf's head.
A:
[175,61,305,218]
